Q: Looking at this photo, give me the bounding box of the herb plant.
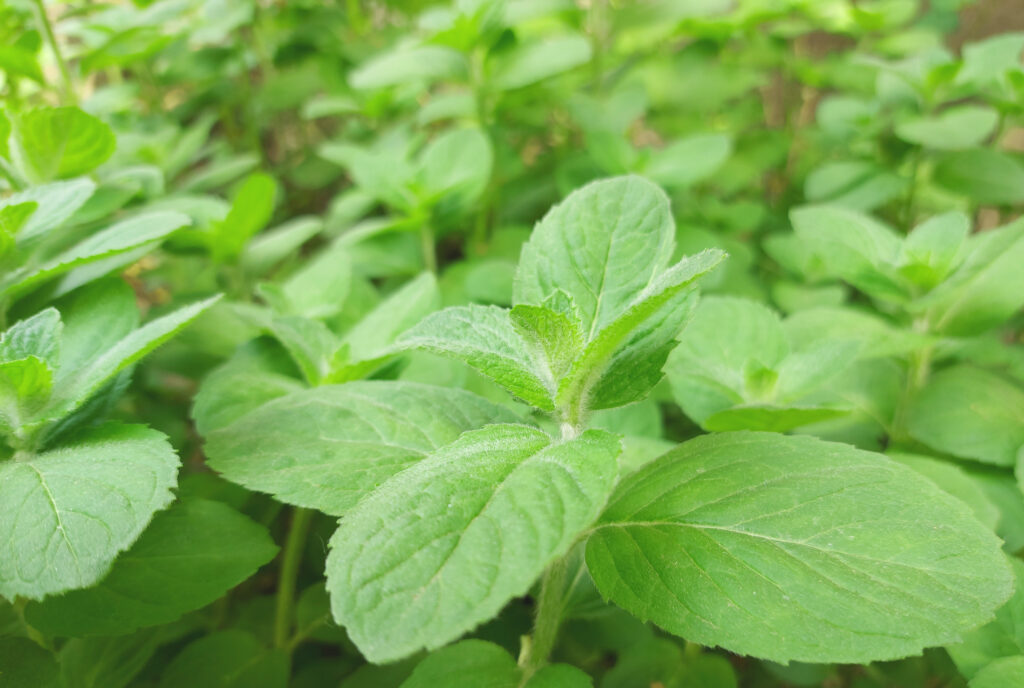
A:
[2,1,1024,686]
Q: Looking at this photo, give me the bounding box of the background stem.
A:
[274,507,313,649]
[31,0,75,104]
[520,555,569,679]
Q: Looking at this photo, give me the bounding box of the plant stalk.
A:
[520,555,569,679]
[30,0,75,104]
[274,507,313,649]
[419,222,437,273]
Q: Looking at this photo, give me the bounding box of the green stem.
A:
[891,320,933,444]
[274,507,313,649]
[520,555,569,680]
[30,0,75,104]
[419,222,437,274]
[13,598,50,650]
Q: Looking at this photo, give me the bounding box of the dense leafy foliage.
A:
[1,0,1023,686]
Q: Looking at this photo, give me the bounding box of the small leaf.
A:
[400,640,519,688]
[908,365,1024,466]
[267,316,338,385]
[0,424,178,600]
[11,107,116,183]
[492,34,592,90]
[0,178,96,243]
[510,303,584,382]
[327,424,620,662]
[397,304,554,409]
[25,498,278,636]
[894,106,1000,150]
[204,381,522,515]
[39,296,219,426]
[209,172,278,261]
[933,149,1024,206]
[586,432,1012,664]
[0,356,52,435]
[350,45,468,89]
[515,176,675,339]
[969,656,1024,688]
[643,133,732,188]
[948,558,1024,679]
[0,211,191,301]
[897,212,969,287]
[158,630,289,688]
[0,308,61,365]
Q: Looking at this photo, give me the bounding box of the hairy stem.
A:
[520,555,569,680]
[274,507,313,649]
[30,0,75,104]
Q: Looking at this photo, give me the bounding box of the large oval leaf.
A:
[586,432,1012,664]
[203,381,523,516]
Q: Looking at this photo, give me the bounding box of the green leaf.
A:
[0,637,59,688]
[11,107,116,183]
[948,558,1024,679]
[25,498,277,636]
[957,33,1024,87]
[0,308,61,365]
[0,178,96,243]
[59,629,167,688]
[510,303,584,382]
[789,205,905,302]
[643,133,732,188]
[400,640,519,688]
[267,315,338,385]
[0,211,191,300]
[396,304,554,409]
[897,212,969,288]
[267,245,352,318]
[894,106,1000,150]
[417,127,492,210]
[916,217,1024,336]
[492,34,593,90]
[969,656,1024,688]
[558,249,725,413]
[515,176,675,339]
[586,432,1012,664]
[351,45,468,89]
[0,356,52,436]
[889,452,999,530]
[38,296,219,427]
[0,424,178,600]
[908,365,1024,466]
[204,381,522,516]
[241,215,323,275]
[933,149,1024,206]
[327,424,620,662]
[158,630,289,688]
[209,172,278,261]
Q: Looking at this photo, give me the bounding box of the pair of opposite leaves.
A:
[204,176,1012,668]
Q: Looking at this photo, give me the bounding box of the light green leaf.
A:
[510,303,584,382]
[782,306,926,359]
[11,107,116,183]
[894,106,999,150]
[957,33,1024,87]
[558,250,725,413]
[917,217,1024,336]
[897,212,969,288]
[702,405,846,432]
[0,211,191,300]
[908,365,1024,466]
[0,356,52,435]
[204,381,522,515]
[0,637,59,688]
[948,558,1024,679]
[492,34,592,90]
[889,452,999,530]
[25,498,278,636]
[400,640,519,688]
[351,45,468,89]
[241,215,323,275]
[0,424,178,600]
[54,279,139,385]
[586,432,1012,664]
[789,205,905,302]
[338,272,440,364]
[0,179,95,243]
[39,296,219,426]
[643,133,732,188]
[397,304,554,409]
[270,245,352,318]
[209,172,277,261]
[933,149,1024,206]
[327,424,620,662]
[59,629,167,688]
[267,316,337,385]
[0,308,61,365]
[969,656,1024,688]
[417,127,492,209]
[515,176,675,339]
[158,630,288,688]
